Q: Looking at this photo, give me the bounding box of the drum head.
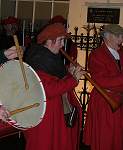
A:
[0,60,46,130]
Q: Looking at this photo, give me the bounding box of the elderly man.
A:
[83,24,123,150]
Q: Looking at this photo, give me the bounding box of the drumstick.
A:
[60,48,121,112]
[9,103,40,116]
[13,35,29,90]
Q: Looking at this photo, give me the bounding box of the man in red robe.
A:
[83,24,123,150]
[24,23,86,150]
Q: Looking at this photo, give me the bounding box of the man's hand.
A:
[4,46,18,60]
[68,63,86,81]
[4,46,23,60]
[0,105,9,122]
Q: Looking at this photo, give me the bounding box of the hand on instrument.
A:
[0,105,10,122]
[69,63,86,81]
[68,63,76,75]
[4,46,23,60]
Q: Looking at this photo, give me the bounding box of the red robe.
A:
[83,43,123,150]
[24,70,82,150]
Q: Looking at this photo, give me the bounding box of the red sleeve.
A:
[37,71,78,99]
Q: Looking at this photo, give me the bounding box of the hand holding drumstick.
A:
[0,105,9,122]
[0,103,40,123]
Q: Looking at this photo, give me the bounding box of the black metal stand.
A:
[71,24,102,131]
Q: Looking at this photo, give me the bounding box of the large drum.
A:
[0,60,46,130]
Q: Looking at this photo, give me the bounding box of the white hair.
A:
[103,32,110,40]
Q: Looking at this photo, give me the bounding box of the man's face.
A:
[107,33,123,50]
[50,36,65,54]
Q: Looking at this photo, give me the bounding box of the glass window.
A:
[17,1,33,20]
[53,3,69,19]
[34,2,52,32]
[1,0,16,19]
[16,0,69,32]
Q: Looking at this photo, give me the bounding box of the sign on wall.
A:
[87,7,120,24]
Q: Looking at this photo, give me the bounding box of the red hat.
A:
[37,23,68,44]
[49,15,66,25]
[1,16,18,25]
